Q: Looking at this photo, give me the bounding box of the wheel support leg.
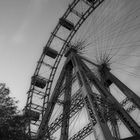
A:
[80,58,140,136]
[60,62,73,140]
[37,61,68,139]
[106,70,140,110]
[71,53,115,140]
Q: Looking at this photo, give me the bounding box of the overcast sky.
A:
[0,0,140,112]
[0,1,140,139]
[0,0,71,109]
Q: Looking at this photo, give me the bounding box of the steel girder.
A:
[47,89,84,135]
[79,56,140,136]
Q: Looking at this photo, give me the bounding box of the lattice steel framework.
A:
[24,0,140,140]
[37,48,140,140]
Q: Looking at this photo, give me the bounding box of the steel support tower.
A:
[24,0,140,140]
[36,47,140,140]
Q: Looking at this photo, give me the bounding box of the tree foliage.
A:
[0,83,28,140]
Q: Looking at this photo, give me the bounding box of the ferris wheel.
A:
[24,0,140,140]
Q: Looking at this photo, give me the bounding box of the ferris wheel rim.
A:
[25,0,105,137]
[25,0,140,139]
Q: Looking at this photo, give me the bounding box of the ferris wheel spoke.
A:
[24,0,140,140]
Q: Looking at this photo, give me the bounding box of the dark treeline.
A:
[0,83,29,140]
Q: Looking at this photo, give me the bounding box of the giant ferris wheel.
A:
[24,0,140,140]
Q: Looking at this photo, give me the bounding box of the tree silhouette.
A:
[0,83,28,140]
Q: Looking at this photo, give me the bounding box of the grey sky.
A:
[0,0,140,120]
[0,0,139,139]
[0,0,70,109]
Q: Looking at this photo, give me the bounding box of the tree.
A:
[0,83,28,140]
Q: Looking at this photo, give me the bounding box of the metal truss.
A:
[47,89,136,138]
[48,89,84,135]
[69,123,93,140]
[25,0,105,137]
[24,0,140,140]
